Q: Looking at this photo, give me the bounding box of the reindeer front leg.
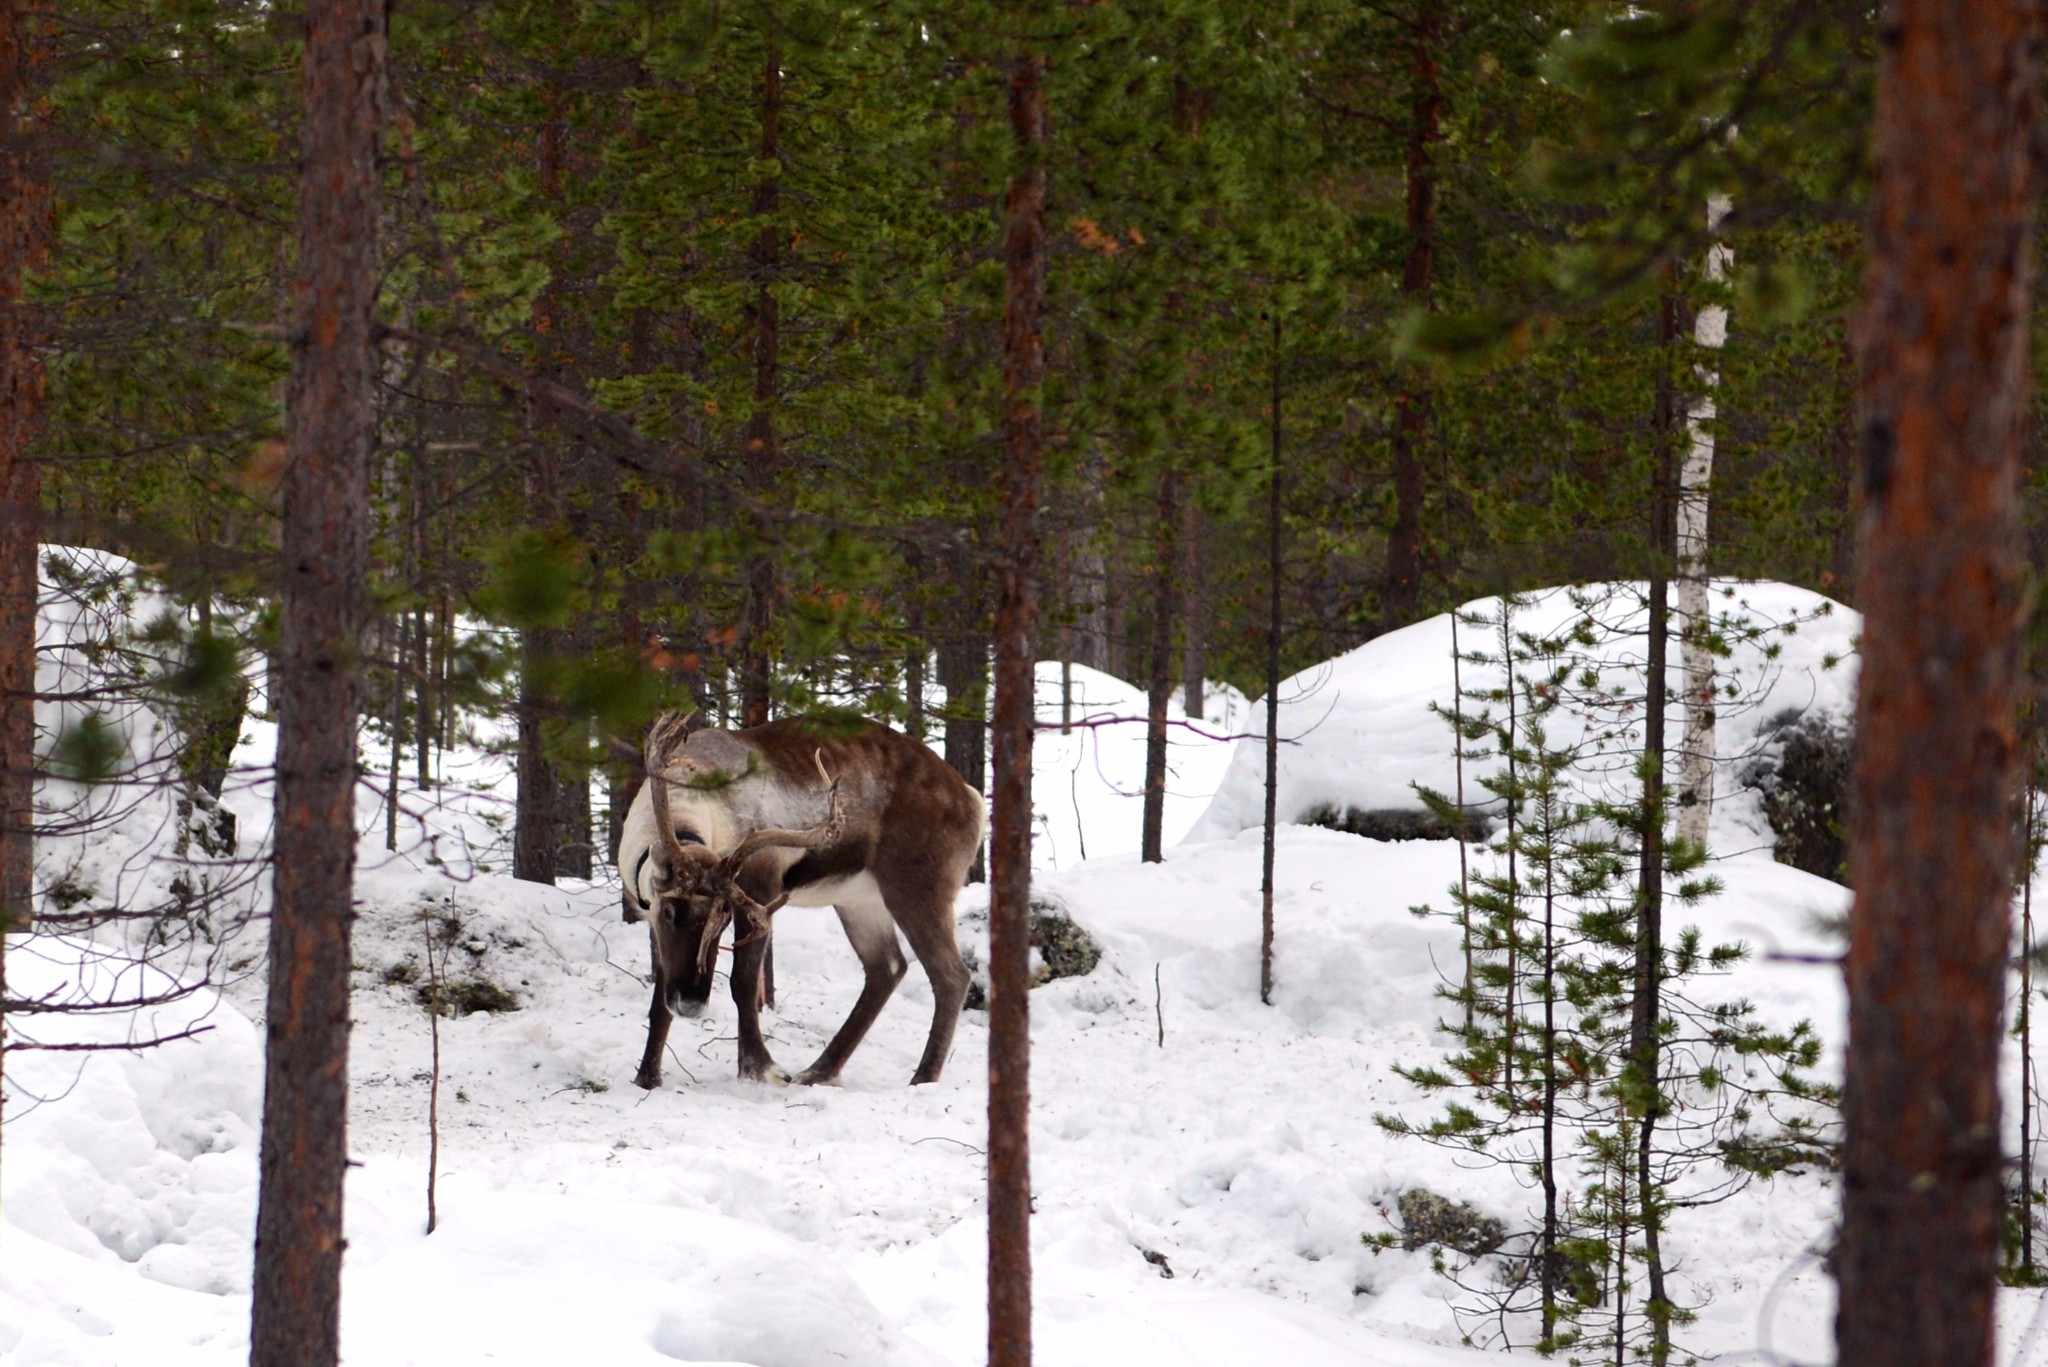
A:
[635,925,673,1089]
[635,976,672,1090]
[729,925,788,1083]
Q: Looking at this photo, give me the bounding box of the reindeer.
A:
[617,710,983,1089]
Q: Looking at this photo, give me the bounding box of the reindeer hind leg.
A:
[797,890,907,1086]
[877,869,971,1086]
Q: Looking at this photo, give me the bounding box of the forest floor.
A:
[8,580,2048,1366]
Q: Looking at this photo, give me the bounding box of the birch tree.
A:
[1674,195,1730,852]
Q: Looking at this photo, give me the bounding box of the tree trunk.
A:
[1630,284,1679,1367]
[740,41,783,730]
[1675,195,1732,852]
[0,0,45,942]
[249,5,383,1365]
[1838,6,2039,1366]
[1261,309,1282,1007]
[1141,467,1178,863]
[988,43,1046,1367]
[1069,453,1109,674]
[1181,496,1204,720]
[514,101,567,885]
[904,546,927,740]
[555,756,590,880]
[0,0,48,1209]
[1381,0,1441,635]
[1828,333,1860,601]
[940,557,989,883]
[513,630,558,884]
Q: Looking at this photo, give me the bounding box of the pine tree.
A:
[249,2,384,1363]
[1838,4,2040,1363]
[988,16,1048,1365]
[1388,587,1832,1357]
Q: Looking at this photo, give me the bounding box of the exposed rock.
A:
[962,894,1102,1011]
[1739,709,1851,883]
[1301,804,1493,844]
[1396,1189,1506,1257]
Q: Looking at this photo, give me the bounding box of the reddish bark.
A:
[1838,5,2041,1365]
[989,45,1046,1367]
[0,0,45,938]
[249,4,383,1365]
[1381,0,1441,634]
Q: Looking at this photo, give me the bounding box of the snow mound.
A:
[2,935,263,1362]
[342,1191,943,1367]
[1027,661,1248,870]
[1185,581,1858,852]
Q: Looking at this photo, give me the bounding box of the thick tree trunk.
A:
[988,44,1046,1367]
[939,549,989,882]
[1837,6,2040,1366]
[555,758,590,880]
[514,104,567,885]
[0,0,48,1207]
[1827,332,1860,602]
[1142,467,1177,862]
[1381,0,1441,635]
[513,630,558,884]
[740,42,783,730]
[1675,196,1732,852]
[1069,452,1109,675]
[249,5,383,1365]
[0,0,45,941]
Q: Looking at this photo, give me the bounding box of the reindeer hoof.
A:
[633,1069,661,1091]
[739,1058,791,1086]
[797,1065,842,1087]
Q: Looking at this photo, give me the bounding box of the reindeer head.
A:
[639,710,844,1017]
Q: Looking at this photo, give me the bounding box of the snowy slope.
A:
[1186,581,1858,855]
[13,578,2048,1367]
[1026,661,1249,870]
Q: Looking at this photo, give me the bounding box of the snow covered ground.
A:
[9,574,2048,1366]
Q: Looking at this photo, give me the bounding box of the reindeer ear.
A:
[680,727,754,779]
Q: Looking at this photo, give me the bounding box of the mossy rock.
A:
[962,895,1101,1011]
[1029,896,1100,982]
[1302,804,1493,844]
[1396,1189,1506,1257]
[1739,709,1851,883]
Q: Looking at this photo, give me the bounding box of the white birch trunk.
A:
[1676,195,1732,851]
